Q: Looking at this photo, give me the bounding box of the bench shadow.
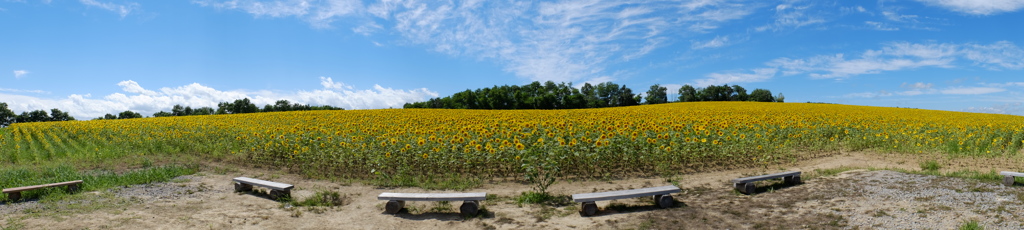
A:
[384,207,494,221]
[750,181,803,195]
[587,199,687,217]
[235,189,288,202]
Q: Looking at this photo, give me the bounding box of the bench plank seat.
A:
[377,192,486,201]
[731,171,801,184]
[1000,171,1024,177]
[233,177,294,191]
[3,180,83,201]
[572,185,681,203]
[3,180,84,193]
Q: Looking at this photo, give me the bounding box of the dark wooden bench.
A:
[571,185,681,216]
[731,171,801,195]
[377,192,486,216]
[1001,171,1023,186]
[3,180,83,201]
[233,177,294,200]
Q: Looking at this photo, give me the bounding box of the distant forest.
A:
[0,99,343,127]
[403,81,783,109]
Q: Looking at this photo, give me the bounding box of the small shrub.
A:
[293,190,348,207]
[920,160,941,171]
[959,220,983,230]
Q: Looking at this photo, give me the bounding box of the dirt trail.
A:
[2,151,1022,229]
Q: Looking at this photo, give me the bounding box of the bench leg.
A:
[1005,176,1016,186]
[735,183,755,195]
[784,175,802,185]
[655,194,674,208]
[67,184,81,193]
[460,200,480,216]
[234,182,253,192]
[385,200,405,214]
[6,192,20,201]
[268,190,290,200]
[581,202,598,216]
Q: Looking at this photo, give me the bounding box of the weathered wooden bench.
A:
[1001,171,1023,186]
[377,192,487,216]
[571,185,681,216]
[732,171,801,195]
[3,180,83,201]
[233,177,294,200]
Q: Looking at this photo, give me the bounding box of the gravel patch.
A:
[0,175,208,215]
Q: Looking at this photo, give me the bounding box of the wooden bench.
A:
[233,177,294,200]
[377,192,487,216]
[3,180,83,201]
[571,185,681,216]
[1001,171,1023,186]
[731,171,801,195]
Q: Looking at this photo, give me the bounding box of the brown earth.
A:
[2,151,1023,229]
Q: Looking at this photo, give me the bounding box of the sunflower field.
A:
[3,102,1024,182]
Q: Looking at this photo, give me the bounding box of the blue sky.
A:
[2,0,1023,118]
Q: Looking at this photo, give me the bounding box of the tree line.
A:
[0,99,343,127]
[403,81,783,110]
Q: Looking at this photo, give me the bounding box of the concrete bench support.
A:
[377,192,487,216]
[232,177,294,200]
[731,171,801,195]
[1000,171,1023,186]
[3,180,83,201]
[571,185,682,216]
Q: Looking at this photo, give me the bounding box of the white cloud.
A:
[0,78,437,119]
[914,0,1024,15]
[939,86,1006,95]
[901,82,934,89]
[964,102,1024,115]
[756,1,826,32]
[13,70,28,78]
[864,21,899,31]
[0,88,49,94]
[79,0,139,18]
[691,35,729,49]
[769,41,1018,79]
[694,68,777,86]
[197,0,759,83]
[319,76,352,89]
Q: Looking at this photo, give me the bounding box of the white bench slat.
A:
[233,177,294,191]
[3,180,83,193]
[1000,171,1024,177]
[731,171,801,184]
[377,192,486,201]
[572,185,681,203]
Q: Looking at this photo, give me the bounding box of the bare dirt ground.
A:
[2,151,1023,230]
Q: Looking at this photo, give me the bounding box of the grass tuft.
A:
[959,220,983,230]
[920,160,941,171]
[291,190,349,207]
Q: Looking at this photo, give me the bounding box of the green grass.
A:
[959,220,984,230]
[515,191,571,206]
[290,190,349,207]
[0,163,198,201]
[920,160,942,171]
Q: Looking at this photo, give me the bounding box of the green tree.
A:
[153,111,172,117]
[749,89,775,102]
[678,85,699,102]
[50,108,74,121]
[731,85,749,101]
[118,110,143,119]
[0,102,15,127]
[104,113,118,119]
[644,84,668,104]
[776,93,785,103]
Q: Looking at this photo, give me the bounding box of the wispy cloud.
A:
[691,35,729,49]
[914,0,1024,15]
[0,78,437,119]
[13,70,28,78]
[770,41,1021,79]
[693,41,1023,85]
[693,68,777,86]
[843,82,1009,98]
[756,0,826,32]
[79,0,139,18]
[197,0,759,83]
[939,86,1006,95]
[0,88,49,94]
